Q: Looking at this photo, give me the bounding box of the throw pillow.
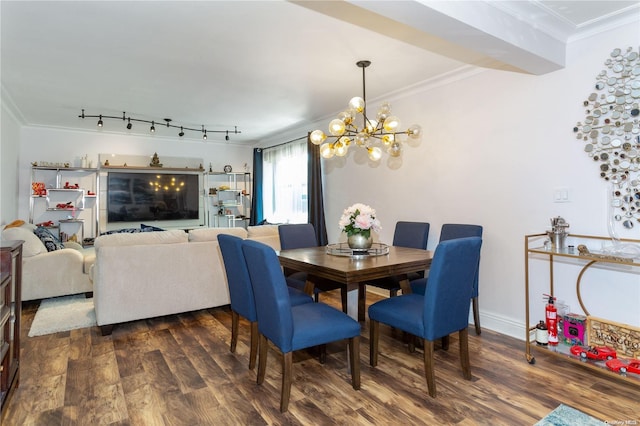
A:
[100,228,143,235]
[3,219,25,230]
[34,226,64,252]
[141,224,165,232]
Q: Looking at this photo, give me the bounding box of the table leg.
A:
[399,275,412,294]
[346,289,359,321]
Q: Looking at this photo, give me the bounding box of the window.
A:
[262,140,307,223]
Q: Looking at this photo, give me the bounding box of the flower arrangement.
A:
[339,203,381,238]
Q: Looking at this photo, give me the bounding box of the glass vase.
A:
[347,233,373,251]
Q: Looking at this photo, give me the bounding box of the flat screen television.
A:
[106,170,203,228]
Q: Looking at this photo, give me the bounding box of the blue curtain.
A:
[250,148,263,225]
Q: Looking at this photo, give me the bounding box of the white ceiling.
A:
[2,1,639,145]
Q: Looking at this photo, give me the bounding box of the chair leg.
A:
[230,311,239,353]
[459,328,472,380]
[472,296,481,335]
[319,344,327,364]
[257,334,268,385]
[349,336,361,390]
[341,287,348,314]
[441,335,450,351]
[249,321,258,370]
[280,351,293,413]
[370,320,379,366]
[422,339,436,397]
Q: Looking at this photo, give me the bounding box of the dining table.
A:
[277,244,433,321]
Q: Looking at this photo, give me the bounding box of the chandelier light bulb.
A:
[382,134,394,145]
[388,141,402,157]
[97,115,103,127]
[320,142,335,159]
[383,116,400,132]
[367,146,382,162]
[329,118,346,136]
[355,132,369,146]
[150,121,155,133]
[338,111,353,125]
[334,140,348,157]
[349,97,365,113]
[310,129,326,145]
[365,119,378,133]
[407,124,422,139]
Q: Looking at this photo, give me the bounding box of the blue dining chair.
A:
[217,234,313,370]
[369,237,482,397]
[278,223,347,312]
[411,223,483,335]
[361,221,430,299]
[241,239,361,413]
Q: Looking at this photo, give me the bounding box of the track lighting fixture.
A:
[78,109,241,140]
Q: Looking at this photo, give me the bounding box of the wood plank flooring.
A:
[2,292,639,425]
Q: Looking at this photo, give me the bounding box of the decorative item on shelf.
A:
[339,203,381,251]
[224,164,232,173]
[63,182,80,189]
[149,153,163,167]
[577,244,634,263]
[104,159,110,166]
[32,182,46,196]
[78,109,240,141]
[64,162,70,168]
[209,163,213,173]
[310,60,422,162]
[547,216,569,250]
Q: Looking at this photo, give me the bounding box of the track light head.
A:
[97,115,103,127]
[150,121,155,133]
[225,131,229,141]
[126,118,132,130]
[178,126,184,137]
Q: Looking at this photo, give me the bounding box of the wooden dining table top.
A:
[277,245,433,292]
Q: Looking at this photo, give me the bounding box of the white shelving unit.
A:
[29,166,98,244]
[205,172,251,228]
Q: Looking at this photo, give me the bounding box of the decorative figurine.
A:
[149,152,163,167]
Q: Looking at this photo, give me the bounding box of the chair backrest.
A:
[392,221,430,249]
[278,223,318,250]
[439,224,483,242]
[242,239,295,352]
[218,234,257,322]
[439,224,483,297]
[422,237,482,340]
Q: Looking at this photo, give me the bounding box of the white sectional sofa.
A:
[1,222,95,301]
[91,225,281,334]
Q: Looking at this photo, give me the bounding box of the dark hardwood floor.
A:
[2,292,639,425]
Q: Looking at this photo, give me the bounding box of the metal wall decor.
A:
[574,47,640,230]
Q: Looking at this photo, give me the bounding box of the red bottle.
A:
[544,294,558,345]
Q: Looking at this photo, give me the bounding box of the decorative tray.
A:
[326,242,389,257]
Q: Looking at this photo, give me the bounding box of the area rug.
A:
[535,404,606,426]
[28,294,96,337]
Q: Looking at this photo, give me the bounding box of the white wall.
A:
[0,102,22,226]
[266,20,640,339]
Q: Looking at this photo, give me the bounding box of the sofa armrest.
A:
[22,248,92,300]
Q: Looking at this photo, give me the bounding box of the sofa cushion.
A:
[95,229,188,248]
[34,226,65,251]
[1,226,46,257]
[188,227,247,242]
[141,223,165,232]
[247,224,280,238]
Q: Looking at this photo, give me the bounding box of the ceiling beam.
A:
[292,0,566,75]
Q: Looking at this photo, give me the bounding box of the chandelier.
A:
[310,60,422,161]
